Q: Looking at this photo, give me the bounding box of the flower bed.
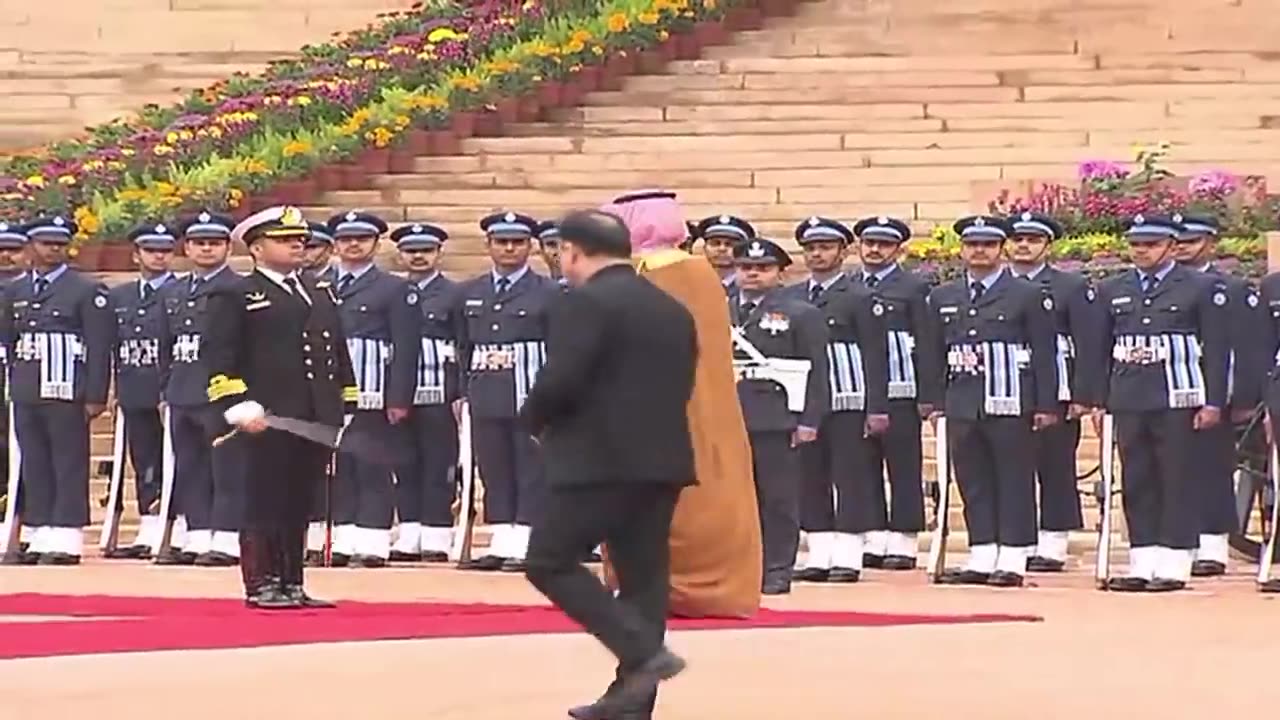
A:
[0,0,795,260]
[904,147,1277,282]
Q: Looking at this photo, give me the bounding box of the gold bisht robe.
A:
[602,248,761,618]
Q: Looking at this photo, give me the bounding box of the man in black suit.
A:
[522,210,696,720]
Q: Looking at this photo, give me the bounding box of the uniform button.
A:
[302,331,309,338]
[322,331,331,338]
[305,359,312,366]
[968,309,977,317]
[1141,317,1151,325]
[135,326,142,332]
[491,323,500,331]
[1143,298,1152,306]
[327,374,335,380]
[494,303,502,311]
[184,319,192,326]
[303,344,311,351]
[306,372,314,379]
[967,328,977,337]
[137,309,145,315]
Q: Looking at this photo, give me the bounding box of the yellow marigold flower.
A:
[83,160,104,171]
[107,160,126,170]
[282,140,311,157]
[57,174,76,186]
[394,115,411,128]
[165,132,179,144]
[229,188,244,200]
[288,95,312,106]
[155,182,176,195]
[346,57,364,68]
[638,12,660,24]
[657,29,670,40]
[591,45,604,55]
[121,148,135,157]
[73,207,99,235]
[208,126,224,139]
[427,27,464,43]
[564,39,585,53]
[607,12,630,32]
[178,129,193,141]
[571,29,592,43]
[153,145,174,156]
[264,95,283,105]
[388,45,409,55]
[416,51,434,61]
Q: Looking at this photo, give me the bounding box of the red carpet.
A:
[0,593,1040,660]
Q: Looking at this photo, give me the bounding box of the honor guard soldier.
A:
[731,238,830,594]
[0,215,112,564]
[105,222,179,559]
[929,215,1059,588]
[696,214,755,298]
[156,211,245,565]
[456,211,559,571]
[0,221,27,537]
[304,221,336,283]
[204,206,356,609]
[1256,268,1280,593]
[784,217,890,583]
[324,211,417,568]
[1006,211,1108,572]
[1169,213,1260,577]
[852,216,941,569]
[388,223,459,563]
[535,220,565,285]
[1097,214,1230,592]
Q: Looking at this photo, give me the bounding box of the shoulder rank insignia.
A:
[759,312,790,334]
[245,290,271,311]
[316,280,332,289]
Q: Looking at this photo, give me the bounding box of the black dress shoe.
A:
[154,548,197,565]
[3,549,39,565]
[573,649,686,719]
[388,550,422,563]
[761,580,791,595]
[501,558,527,573]
[1146,578,1187,592]
[792,567,829,582]
[304,550,324,567]
[104,545,149,560]
[1106,576,1149,592]
[1191,560,1225,577]
[881,555,917,571]
[862,553,885,569]
[246,585,298,610]
[459,554,504,571]
[349,554,387,568]
[827,567,860,583]
[1260,579,1280,593]
[1026,556,1065,573]
[38,552,81,566]
[281,584,336,609]
[420,550,448,563]
[987,570,1024,588]
[328,552,351,568]
[937,568,989,585]
[194,550,238,567]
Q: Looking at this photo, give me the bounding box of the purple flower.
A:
[1188,170,1238,197]
[1078,160,1127,180]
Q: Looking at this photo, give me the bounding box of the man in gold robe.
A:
[600,190,762,619]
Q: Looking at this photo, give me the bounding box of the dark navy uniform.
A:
[1007,212,1108,571]
[1098,215,1230,592]
[1,216,112,563]
[535,220,565,285]
[301,221,336,556]
[106,222,179,558]
[389,223,460,562]
[203,205,356,608]
[784,218,889,583]
[929,215,1059,587]
[0,221,26,548]
[326,211,419,567]
[305,221,336,283]
[1176,214,1264,575]
[852,216,940,567]
[696,214,754,299]
[456,211,559,570]
[731,239,830,594]
[157,212,245,565]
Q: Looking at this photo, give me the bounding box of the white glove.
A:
[224,400,266,427]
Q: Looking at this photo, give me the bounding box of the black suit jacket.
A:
[519,264,697,488]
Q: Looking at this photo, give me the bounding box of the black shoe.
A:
[38,552,81,566]
[862,553,885,569]
[281,584,336,609]
[792,567,829,582]
[104,545,150,560]
[388,550,422,563]
[1191,560,1225,577]
[881,555,917,571]
[458,554,504,571]
[827,567,860,583]
[1260,578,1280,593]
[421,550,448,563]
[987,570,1024,588]
[247,584,298,610]
[573,649,685,720]
[501,558,526,573]
[305,550,325,567]
[1106,576,1149,592]
[1147,578,1186,592]
[761,580,791,595]
[154,548,197,565]
[937,569,989,585]
[328,552,351,568]
[349,554,387,568]
[1026,556,1065,573]
[194,550,238,567]
[2,550,38,565]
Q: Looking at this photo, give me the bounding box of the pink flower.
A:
[1188,170,1238,197]
[1078,160,1127,180]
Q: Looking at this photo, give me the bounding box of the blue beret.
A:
[327,210,389,238]
[733,237,792,269]
[179,210,235,240]
[480,211,537,239]
[306,221,334,246]
[794,216,853,245]
[1008,211,1063,240]
[128,221,178,250]
[1125,214,1183,240]
[25,214,77,242]
[853,216,912,243]
[953,215,1012,242]
[391,222,448,249]
[1173,212,1219,238]
[0,220,26,248]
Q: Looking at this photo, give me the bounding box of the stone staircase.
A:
[0,0,417,150]
[296,0,1280,275]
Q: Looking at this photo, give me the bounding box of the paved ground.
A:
[1,560,1277,720]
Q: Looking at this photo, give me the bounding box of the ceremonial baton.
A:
[1095,413,1116,590]
[1257,441,1280,587]
[0,365,20,556]
[925,416,950,582]
[98,408,128,553]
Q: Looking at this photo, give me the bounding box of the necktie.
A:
[971,280,985,302]
[34,277,47,296]
[338,274,353,294]
[865,274,880,289]
[743,300,758,318]
[495,277,511,295]
[190,277,203,296]
[808,284,823,304]
[283,276,311,306]
[141,282,154,302]
[1142,274,1156,294]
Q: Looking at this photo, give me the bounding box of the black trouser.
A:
[1194,418,1238,536]
[333,411,396,530]
[799,411,881,532]
[1115,410,1200,549]
[396,404,458,527]
[948,416,1037,548]
[240,428,328,594]
[472,417,544,525]
[1034,417,1083,531]
[171,405,243,532]
[14,401,89,528]
[749,431,800,578]
[122,407,163,516]
[866,400,926,533]
[526,482,680,677]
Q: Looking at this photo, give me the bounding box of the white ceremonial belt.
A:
[414,386,445,405]
[1112,344,1169,365]
[730,326,811,412]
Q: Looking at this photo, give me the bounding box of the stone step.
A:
[582,87,1024,107]
[517,117,950,137]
